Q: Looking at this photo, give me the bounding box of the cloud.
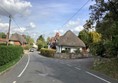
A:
[74,26,84,32]
[31,2,76,20]
[54,29,64,33]
[0,0,32,17]
[29,22,36,28]
[12,27,26,33]
[0,22,9,32]
[65,19,84,32]
[25,22,36,31]
[51,19,84,36]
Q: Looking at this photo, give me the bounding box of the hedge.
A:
[0,46,23,66]
[40,48,56,57]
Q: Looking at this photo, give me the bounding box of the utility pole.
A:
[7,15,11,46]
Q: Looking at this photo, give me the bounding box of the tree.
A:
[89,31,102,43]
[25,35,34,45]
[0,32,6,39]
[88,0,118,57]
[89,0,118,23]
[46,37,50,43]
[36,35,47,50]
[37,35,45,43]
[78,30,92,46]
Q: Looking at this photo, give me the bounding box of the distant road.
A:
[0,51,118,83]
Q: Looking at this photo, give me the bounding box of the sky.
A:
[0,0,95,40]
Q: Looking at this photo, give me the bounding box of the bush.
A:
[0,46,23,66]
[40,48,56,57]
[44,45,48,48]
[92,58,118,79]
[61,50,66,53]
[38,44,43,51]
[90,42,106,57]
[23,45,31,50]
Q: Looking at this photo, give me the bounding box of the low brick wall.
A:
[54,53,88,59]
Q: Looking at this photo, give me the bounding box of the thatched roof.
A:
[57,30,85,47]
[10,33,27,44]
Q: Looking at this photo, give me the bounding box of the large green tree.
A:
[88,0,118,57]
[25,35,34,45]
[0,32,6,39]
[36,35,47,50]
[78,30,92,46]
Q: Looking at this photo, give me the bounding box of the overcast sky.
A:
[0,0,95,40]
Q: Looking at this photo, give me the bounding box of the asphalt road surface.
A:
[0,51,118,83]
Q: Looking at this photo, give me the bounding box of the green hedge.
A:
[0,46,23,66]
[40,48,56,57]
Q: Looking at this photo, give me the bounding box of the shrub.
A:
[38,44,43,51]
[90,42,106,57]
[23,45,31,50]
[44,45,48,48]
[0,46,23,66]
[40,48,56,57]
[61,50,66,53]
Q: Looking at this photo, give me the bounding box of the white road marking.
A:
[38,73,48,77]
[67,64,72,67]
[13,81,16,83]
[86,71,111,83]
[17,54,30,77]
[75,67,81,70]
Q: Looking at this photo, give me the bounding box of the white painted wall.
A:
[56,46,78,53]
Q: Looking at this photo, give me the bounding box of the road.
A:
[0,51,118,83]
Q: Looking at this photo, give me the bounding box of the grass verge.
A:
[92,58,118,80]
[0,57,21,73]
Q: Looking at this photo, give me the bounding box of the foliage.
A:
[89,31,102,43]
[0,32,6,39]
[0,57,20,73]
[90,41,105,57]
[40,48,56,57]
[25,35,34,45]
[78,30,92,46]
[61,50,66,53]
[38,44,43,51]
[37,35,45,43]
[92,58,118,79]
[23,45,31,50]
[0,46,23,66]
[78,30,101,47]
[37,40,44,50]
[37,35,47,50]
[88,0,118,58]
[89,0,118,23]
[46,37,50,43]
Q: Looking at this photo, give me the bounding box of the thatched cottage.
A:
[56,30,85,53]
[9,33,27,46]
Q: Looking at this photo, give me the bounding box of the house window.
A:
[65,48,70,53]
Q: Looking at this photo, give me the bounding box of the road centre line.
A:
[86,71,111,83]
[75,67,81,70]
[17,54,30,77]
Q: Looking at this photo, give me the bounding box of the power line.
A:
[0,5,11,17]
[61,0,90,28]
[12,18,23,32]
[0,5,23,32]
